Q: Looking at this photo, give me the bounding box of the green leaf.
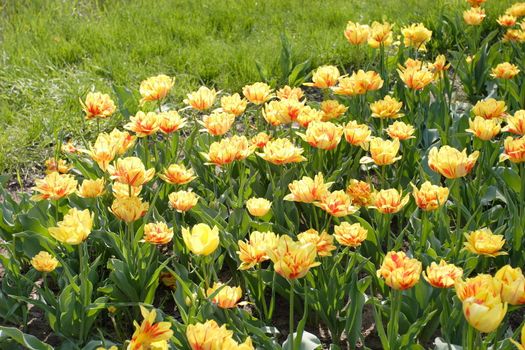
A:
[0,326,53,350]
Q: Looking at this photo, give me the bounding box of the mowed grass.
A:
[0,0,514,177]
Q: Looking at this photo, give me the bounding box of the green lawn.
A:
[0,0,513,177]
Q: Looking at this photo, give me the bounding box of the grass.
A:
[0,0,514,177]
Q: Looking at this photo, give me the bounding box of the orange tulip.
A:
[377,251,422,290]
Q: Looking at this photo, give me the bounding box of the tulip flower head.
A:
[77,178,105,198]
[500,136,525,163]
[386,121,416,140]
[31,172,78,201]
[503,110,525,135]
[314,190,359,217]
[158,110,187,134]
[304,65,340,89]
[80,92,116,120]
[108,157,155,187]
[495,265,525,305]
[506,3,525,17]
[284,172,333,203]
[346,179,373,206]
[466,117,501,141]
[320,99,348,121]
[124,111,160,137]
[377,251,422,290]
[360,137,402,166]
[109,128,136,155]
[297,229,336,257]
[221,93,247,116]
[368,21,393,48]
[455,275,507,333]
[428,146,479,179]
[128,306,173,350]
[463,228,507,257]
[370,188,410,214]
[491,62,520,80]
[267,235,320,280]
[139,74,174,103]
[49,208,94,245]
[296,106,323,128]
[344,121,371,147]
[237,231,279,270]
[497,14,517,27]
[242,82,273,105]
[44,158,71,174]
[182,223,220,256]
[207,283,243,309]
[159,164,196,185]
[276,85,304,101]
[110,196,149,223]
[464,7,486,25]
[199,111,235,136]
[168,190,199,212]
[344,21,369,45]
[472,98,507,119]
[423,260,463,288]
[246,197,271,217]
[411,181,449,211]
[297,121,343,150]
[143,222,174,245]
[333,222,368,247]
[370,96,404,119]
[184,86,217,111]
[402,23,432,51]
[256,138,306,165]
[31,251,59,273]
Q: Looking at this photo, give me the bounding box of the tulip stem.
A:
[387,289,401,348]
[289,279,295,350]
[257,264,269,321]
[419,211,430,253]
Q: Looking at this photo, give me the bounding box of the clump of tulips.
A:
[2,1,525,349]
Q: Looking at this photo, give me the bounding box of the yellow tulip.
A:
[284,172,333,203]
[44,158,71,174]
[304,65,340,89]
[398,65,434,90]
[506,3,525,17]
[168,190,199,212]
[279,98,305,123]
[343,121,371,147]
[182,224,220,256]
[222,337,254,350]
[463,228,507,257]
[31,251,58,273]
[110,196,149,223]
[503,110,525,135]
[333,222,368,247]
[370,189,410,214]
[220,93,247,116]
[108,157,155,187]
[263,100,287,126]
[31,172,78,201]
[267,235,320,280]
[186,320,232,350]
[256,138,306,165]
[503,28,525,43]
[429,55,450,79]
[455,275,507,333]
[411,181,449,211]
[206,282,242,309]
[139,74,174,103]
[466,117,501,141]
[159,164,196,185]
[315,190,359,217]
[109,128,136,155]
[500,136,525,163]
[85,133,118,170]
[296,106,323,128]
[332,70,383,95]
[242,82,273,105]
[128,306,173,350]
[344,21,369,45]
[112,182,142,198]
[80,92,115,120]
[158,110,187,134]
[124,111,160,137]
[386,121,416,140]
[428,146,479,179]
[320,100,348,121]
[184,86,217,111]
[360,137,401,166]
[422,260,463,288]
[237,231,279,270]
[472,98,507,119]
[464,7,486,25]
[297,229,336,257]
[199,111,235,136]
[143,222,173,245]
[491,62,520,79]
[370,96,404,119]
[402,23,432,51]
[202,136,254,166]
[377,251,422,290]
[297,121,343,150]
[276,85,304,101]
[368,21,393,48]
[497,14,517,27]
[250,132,271,148]
[245,197,271,217]
[49,208,94,245]
[346,179,373,206]
[495,265,525,305]
[77,178,105,198]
